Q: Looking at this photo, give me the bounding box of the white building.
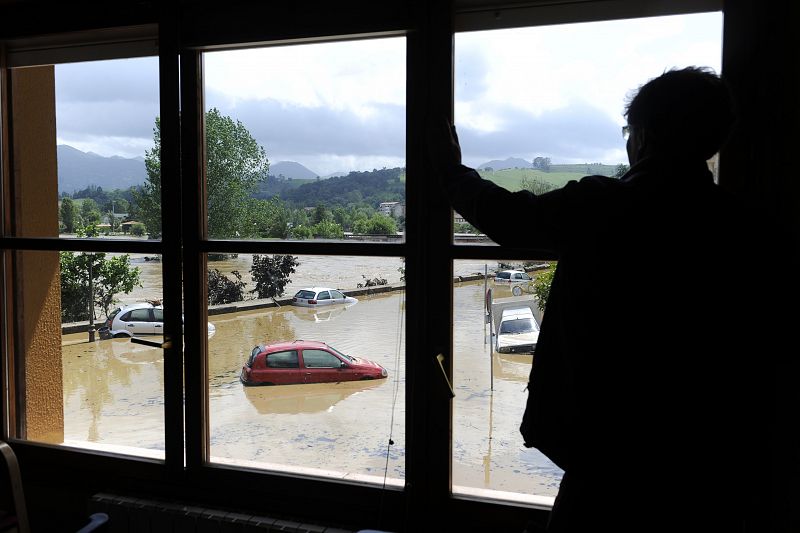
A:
[378,201,405,218]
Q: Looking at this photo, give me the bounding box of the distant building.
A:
[454,212,466,224]
[378,201,405,218]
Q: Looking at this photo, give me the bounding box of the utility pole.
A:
[87,253,95,342]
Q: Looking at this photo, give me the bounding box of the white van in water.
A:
[495,306,539,354]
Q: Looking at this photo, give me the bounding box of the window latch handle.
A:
[436,353,456,398]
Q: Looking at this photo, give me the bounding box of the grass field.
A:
[476,168,585,191]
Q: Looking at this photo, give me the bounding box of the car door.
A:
[329,290,346,305]
[300,349,350,383]
[315,290,332,306]
[120,308,155,335]
[152,307,164,336]
[255,350,300,385]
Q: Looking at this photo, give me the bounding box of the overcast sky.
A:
[55,11,721,174]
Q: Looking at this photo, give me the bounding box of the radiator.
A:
[89,493,355,533]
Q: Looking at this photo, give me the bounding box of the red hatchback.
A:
[240,340,388,386]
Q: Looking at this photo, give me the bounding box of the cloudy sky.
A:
[55,11,721,175]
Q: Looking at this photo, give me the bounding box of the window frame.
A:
[0,1,737,531]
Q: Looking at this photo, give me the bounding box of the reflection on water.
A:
[243,380,385,415]
[61,278,560,496]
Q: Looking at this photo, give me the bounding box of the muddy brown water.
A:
[61,260,562,498]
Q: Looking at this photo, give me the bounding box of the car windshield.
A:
[328,346,355,362]
[499,318,537,334]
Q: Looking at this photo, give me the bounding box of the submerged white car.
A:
[99,302,216,339]
[494,269,533,296]
[291,287,358,308]
[495,307,539,354]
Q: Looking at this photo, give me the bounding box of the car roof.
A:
[296,287,341,293]
[498,269,526,274]
[119,302,160,311]
[259,339,331,352]
[500,307,534,318]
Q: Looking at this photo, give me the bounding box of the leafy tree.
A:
[206,108,270,238]
[59,251,141,322]
[533,265,556,312]
[312,204,330,225]
[136,109,270,239]
[454,222,481,234]
[532,156,552,171]
[249,254,299,299]
[248,198,290,238]
[311,219,344,239]
[612,163,630,179]
[290,225,313,240]
[208,269,245,305]
[80,198,102,226]
[352,213,397,235]
[130,223,146,236]
[60,197,79,233]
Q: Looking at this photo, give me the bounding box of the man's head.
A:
[624,67,735,165]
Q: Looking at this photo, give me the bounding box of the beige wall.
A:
[11,66,64,442]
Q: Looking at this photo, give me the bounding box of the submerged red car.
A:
[240,340,388,386]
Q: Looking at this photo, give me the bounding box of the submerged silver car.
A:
[291,287,358,308]
[100,302,216,339]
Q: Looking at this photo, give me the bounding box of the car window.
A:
[302,349,342,368]
[496,272,510,280]
[499,318,537,335]
[248,346,263,367]
[153,308,164,321]
[330,290,345,299]
[108,307,121,321]
[295,290,316,299]
[317,291,331,300]
[128,309,152,321]
[266,350,299,368]
[119,311,131,321]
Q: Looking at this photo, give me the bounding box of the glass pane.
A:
[453,12,722,245]
[12,249,164,458]
[202,37,406,242]
[453,259,560,502]
[206,254,405,485]
[5,58,159,239]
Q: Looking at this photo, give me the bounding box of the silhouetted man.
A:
[430,67,796,532]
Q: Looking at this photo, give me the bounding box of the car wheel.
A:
[112,332,129,338]
[512,285,523,296]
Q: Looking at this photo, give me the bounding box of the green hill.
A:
[477,168,585,191]
[549,163,618,176]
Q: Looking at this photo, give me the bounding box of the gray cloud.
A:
[457,101,624,165]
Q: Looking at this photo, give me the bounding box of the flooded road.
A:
[62,272,561,499]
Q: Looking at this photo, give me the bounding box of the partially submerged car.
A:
[99,301,216,339]
[291,287,358,307]
[494,269,533,296]
[240,340,387,386]
[495,306,539,354]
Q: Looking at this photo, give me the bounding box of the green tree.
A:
[533,265,557,312]
[612,163,629,179]
[59,251,141,322]
[206,108,270,238]
[311,219,344,239]
[249,255,299,299]
[80,198,102,226]
[353,213,397,235]
[208,269,245,305]
[136,109,270,239]
[130,223,146,237]
[248,198,290,238]
[312,204,330,225]
[59,197,79,233]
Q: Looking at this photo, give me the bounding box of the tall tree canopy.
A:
[136,109,270,238]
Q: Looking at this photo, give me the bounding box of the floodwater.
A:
[60,258,562,500]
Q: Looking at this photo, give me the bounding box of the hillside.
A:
[477,157,532,171]
[278,167,405,208]
[58,145,147,193]
[269,160,319,180]
[477,168,585,191]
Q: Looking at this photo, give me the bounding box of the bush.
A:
[208,269,245,305]
[533,266,556,312]
[130,223,146,236]
[249,255,299,299]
